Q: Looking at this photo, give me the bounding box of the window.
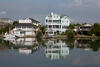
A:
[53,25,60,28]
[49,25,52,28]
[49,32,53,34]
[53,20,60,22]
[62,26,67,28]
[46,20,48,22]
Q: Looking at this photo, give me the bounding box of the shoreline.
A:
[1,35,100,40]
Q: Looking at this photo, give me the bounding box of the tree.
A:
[36,30,43,39]
[65,30,76,38]
[38,25,47,35]
[41,26,47,35]
[67,24,75,30]
[68,23,82,30]
[13,21,19,26]
[88,23,100,36]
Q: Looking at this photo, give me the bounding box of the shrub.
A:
[88,23,100,36]
[36,30,43,39]
[65,30,76,38]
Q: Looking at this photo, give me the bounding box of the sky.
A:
[0,0,100,24]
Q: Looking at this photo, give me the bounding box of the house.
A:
[45,39,69,60]
[13,18,40,37]
[45,12,71,36]
[77,24,93,35]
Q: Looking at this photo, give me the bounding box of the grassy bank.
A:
[74,35,100,39]
[43,34,100,40]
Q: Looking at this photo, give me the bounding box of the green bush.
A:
[88,23,100,36]
[65,30,76,38]
[36,30,43,39]
[13,21,19,26]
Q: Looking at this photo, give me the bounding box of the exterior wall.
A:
[45,12,71,36]
[13,30,25,37]
[25,31,35,35]
[13,28,36,37]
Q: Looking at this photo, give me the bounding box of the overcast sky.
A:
[0,0,100,24]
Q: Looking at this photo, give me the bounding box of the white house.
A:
[45,12,71,36]
[13,18,40,37]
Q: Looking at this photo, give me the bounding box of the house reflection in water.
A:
[11,38,39,55]
[45,39,69,60]
[19,48,33,55]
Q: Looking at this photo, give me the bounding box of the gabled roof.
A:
[83,24,92,27]
[29,18,40,23]
[60,15,67,18]
[47,12,69,19]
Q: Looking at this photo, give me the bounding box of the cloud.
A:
[0,11,7,15]
[0,0,100,23]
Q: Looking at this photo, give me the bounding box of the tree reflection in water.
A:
[88,40,100,52]
[61,38,75,50]
[75,39,100,52]
[0,39,13,49]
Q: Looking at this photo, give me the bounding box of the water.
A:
[0,38,100,67]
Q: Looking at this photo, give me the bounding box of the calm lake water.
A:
[0,38,100,67]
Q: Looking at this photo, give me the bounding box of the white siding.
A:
[45,12,71,36]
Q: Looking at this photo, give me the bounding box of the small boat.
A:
[4,34,16,38]
[3,34,17,41]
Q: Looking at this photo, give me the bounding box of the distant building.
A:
[0,22,9,28]
[0,18,13,24]
[13,18,40,37]
[45,12,71,36]
[0,18,13,29]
